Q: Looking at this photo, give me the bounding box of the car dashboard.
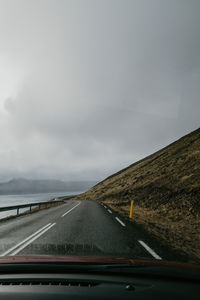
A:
[0,266,199,299]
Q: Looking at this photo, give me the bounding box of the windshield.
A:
[0,0,199,266]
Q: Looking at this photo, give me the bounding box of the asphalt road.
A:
[0,200,182,260]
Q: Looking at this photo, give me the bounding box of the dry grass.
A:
[74,128,200,262]
[105,199,200,262]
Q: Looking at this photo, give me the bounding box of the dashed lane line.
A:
[1,201,81,256]
[61,201,81,217]
[100,202,161,260]
[138,240,162,260]
[115,217,126,227]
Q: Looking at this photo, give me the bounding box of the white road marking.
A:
[10,223,56,256]
[62,201,81,217]
[138,240,162,260]
[115,217,126,227]
[104,205,107,208]
[108,209,112,214]
[1,223,52,256]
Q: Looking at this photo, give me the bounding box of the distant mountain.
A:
[0,178,97,195]
[75,128,200,262]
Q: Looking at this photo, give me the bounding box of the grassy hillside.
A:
[74,128,200,262]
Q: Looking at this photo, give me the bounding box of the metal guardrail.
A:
[0,199,65,216]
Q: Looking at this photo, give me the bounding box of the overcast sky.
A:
[0,0,199,182]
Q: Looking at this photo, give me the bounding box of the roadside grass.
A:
[103,199,200,263]
[74,128,200,263]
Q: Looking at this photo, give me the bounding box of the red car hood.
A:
[0,255,199,270]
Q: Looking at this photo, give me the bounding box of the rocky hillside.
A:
[74,128,200,262]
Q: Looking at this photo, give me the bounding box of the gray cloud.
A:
[0,0,199,182]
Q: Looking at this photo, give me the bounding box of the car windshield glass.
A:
[0,0,199,266]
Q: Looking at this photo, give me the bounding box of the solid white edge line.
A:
[138,240,162,260]
[115,217,126,227]
[62,201,81,217]
[1,223,52,257]
[11,223,56,256]
[108,209,112,214]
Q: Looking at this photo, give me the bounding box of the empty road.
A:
[0,200,181,261]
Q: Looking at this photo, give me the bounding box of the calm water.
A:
[0,191,81,219]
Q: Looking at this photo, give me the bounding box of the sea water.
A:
[0,191,81,219]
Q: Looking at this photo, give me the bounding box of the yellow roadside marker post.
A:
[129,200,133,219]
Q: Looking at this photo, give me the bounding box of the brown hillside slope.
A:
[74,128,200,262]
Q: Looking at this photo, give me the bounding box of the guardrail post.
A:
[129,200,134,219]
[0,199,65,218]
